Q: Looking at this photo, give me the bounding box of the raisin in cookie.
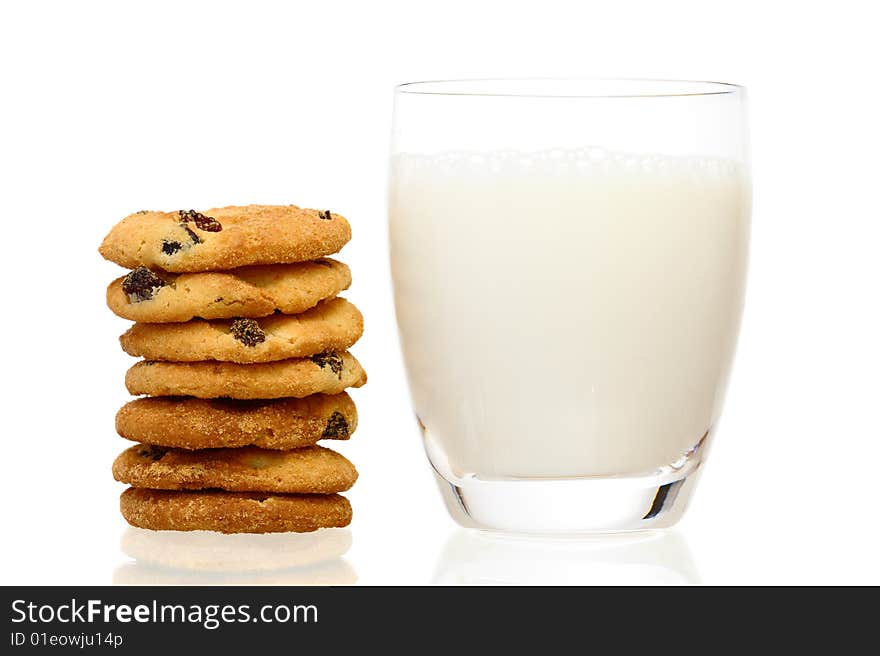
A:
[113,445,358,493]
[116,394,356,450]
[107,259,351,323]
[120,488,352,533]
[99,205,351,272]
[125,352,366,399]
[119,298,363,363]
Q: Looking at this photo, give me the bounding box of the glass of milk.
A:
[389,79,750,532]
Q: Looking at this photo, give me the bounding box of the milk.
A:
[390,149,750,478]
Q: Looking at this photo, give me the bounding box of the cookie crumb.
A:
[310,352,344,378]
[322,411,349,438]
[179,209,223,232]
[161,240,182,255]
[230,318,266,347]
[122,266,167,301]
[318,210,332,221]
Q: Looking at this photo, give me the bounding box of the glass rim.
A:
[395,77,744,99]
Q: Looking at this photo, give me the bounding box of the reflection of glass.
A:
[113,528,356,585]
[433,529,699,585]
[390,79,750,532]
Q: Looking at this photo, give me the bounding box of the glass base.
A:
[428,436,709,533]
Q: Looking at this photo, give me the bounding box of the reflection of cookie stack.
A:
[99,205,366,533]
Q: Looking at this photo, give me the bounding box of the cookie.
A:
[125,352,366,399]
[116,394,356,450]
[119,298,363,363]
[99,205,351,272]
[120,488,352,534]
[106,259,351,323]
[113,445,358,493]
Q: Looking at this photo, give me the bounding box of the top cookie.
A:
[99,205,351,272]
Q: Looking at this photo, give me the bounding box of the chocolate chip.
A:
[230,318,266,347]
[179,209,222,232]
[161,240,182,255]
[135,210,151,215]
[122,266,167,302]
[310,352,344,378]
[322,411,349,438]
[313,259,333,267]
[137,445,168,461]
[318,210,332,221]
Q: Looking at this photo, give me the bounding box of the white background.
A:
[1,0,878,585]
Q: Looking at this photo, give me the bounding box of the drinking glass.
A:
[389,79,750,532]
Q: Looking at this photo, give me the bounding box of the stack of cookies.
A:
[99,205,366,533]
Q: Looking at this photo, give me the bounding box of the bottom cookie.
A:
[120,488,351,534]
